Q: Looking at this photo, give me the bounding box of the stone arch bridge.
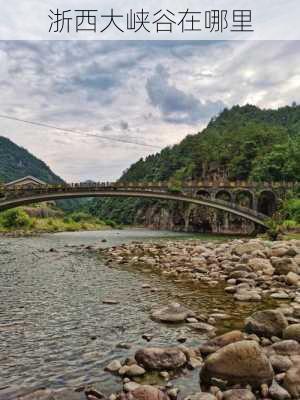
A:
[0,180,298,229]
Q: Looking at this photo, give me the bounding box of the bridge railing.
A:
[2,180,300,193]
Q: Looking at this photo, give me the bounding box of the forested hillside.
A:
[90,104,300,231]
[0,136,63,184]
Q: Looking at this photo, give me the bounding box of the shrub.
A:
[104,219,117,228]
[70,212,91,223]
[285,199,300,224]
[1,208,31,229]
[282,219,298,230]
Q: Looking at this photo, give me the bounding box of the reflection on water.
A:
[0,229,277,397]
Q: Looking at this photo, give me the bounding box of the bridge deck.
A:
[0,184,271,228]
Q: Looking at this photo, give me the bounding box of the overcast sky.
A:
[0,40,299,181]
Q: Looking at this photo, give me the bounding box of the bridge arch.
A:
[0,189,268,228]
[214,189,233,203]
[234,189,254,209]
[258,190,277,217]
[196,189,211,199]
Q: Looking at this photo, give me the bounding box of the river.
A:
[0,229,276,398]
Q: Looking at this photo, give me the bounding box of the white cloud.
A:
[0,40,299,181]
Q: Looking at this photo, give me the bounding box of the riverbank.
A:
[88,237,300,400]
[101,238,300,303]
[0,207,116,236]
[0,218,112,237]
[1,232,300,400]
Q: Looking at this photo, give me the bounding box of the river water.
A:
[0,229,276,398]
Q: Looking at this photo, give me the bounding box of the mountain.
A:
[0,136,63,184]
[89,104,300,233]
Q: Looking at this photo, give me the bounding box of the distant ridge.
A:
[0,136,63,184]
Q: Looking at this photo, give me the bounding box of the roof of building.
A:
[5,176,47,186]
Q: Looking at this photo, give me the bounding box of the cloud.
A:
[146,64,224,124]
[0,40,299,181]
[102,124,112,131]
[120,120,129,130]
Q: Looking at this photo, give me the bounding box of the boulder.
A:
[271,247,297,258]
[269,380,291,400]
[151,303,195,323]
[124,382,141,392]
[248,258,274,275]
[283,324,300,342]
[105,359,122,373]
[222,389,256,400]
[135,347,187,370]
[271,340,300,356]
[200,340,274,387]
[198,330,245,355]
[283,363,300,398]
[286,272,299,286]
[233,242,265,256]
[271,258,299,275]
[132,385,170,400]
[245,310,288,338]
[120,364,146,377]
[186,394,216,400]
[271,292,290,300]
[188,322,216,335]
[269,355,293,372]
[234,290,262,302]
[19,389,86,400]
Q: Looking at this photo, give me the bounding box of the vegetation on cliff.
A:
[0,136,63,184]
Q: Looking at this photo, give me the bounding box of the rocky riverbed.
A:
[91,238,300,400]
[2,233,300,400]
[102,239,300,303]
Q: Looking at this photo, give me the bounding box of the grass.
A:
[0,207,112,235]
[0,217,110,234]
[283,232,300,240]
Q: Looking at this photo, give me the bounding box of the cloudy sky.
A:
[0,40,299,181]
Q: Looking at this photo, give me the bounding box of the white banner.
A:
[0,0,299,40]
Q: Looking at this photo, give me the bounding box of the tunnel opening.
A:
[258,190,277,216]
[196,190,210,199]
[215,190,232,203]
[235,190,254,209]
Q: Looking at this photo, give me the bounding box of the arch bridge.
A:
[1,180,298,229]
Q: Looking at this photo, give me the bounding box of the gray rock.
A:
[233,242,265,256]
[245,310,288,338]
[222,389,256,400]
[234,290,262,302]
[269,355,293,372]
[198,330,245,355]
[186,394,217,400]
[283,324,300,342]
[135,347,187,371]
[271,258,299,275]
[188,322,216,334]
[271,340,300,356]
[131,385,170,400]
[119,364,146,377]
[269,380,291,400]
[105,359,122,372]
[124,382,141,392]
[248,258,274,275]
[286,272,300,286]
[200,340,274,387]
[151,303,195,323]
[283,363,300,398]
[271,292,290,300]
